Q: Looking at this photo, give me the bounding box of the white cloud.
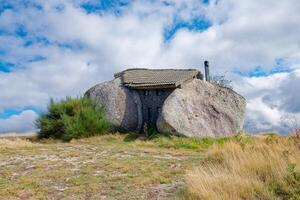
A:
[0,110,38,134]
[234,69,300,134]
[1,0,300,133]
[245,97,282,132]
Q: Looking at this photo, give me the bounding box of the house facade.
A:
[114,68,203,131]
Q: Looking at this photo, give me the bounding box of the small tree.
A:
[210,72,233,89]
[36,97,111,141]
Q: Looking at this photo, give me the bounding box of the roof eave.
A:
[125,84,178,90]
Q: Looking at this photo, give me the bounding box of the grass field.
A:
[184,133,300,200]
[0,133,299,200]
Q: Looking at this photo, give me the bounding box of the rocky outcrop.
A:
[85,78,143,132]
[85,77,246,138]
[157,79,246,137]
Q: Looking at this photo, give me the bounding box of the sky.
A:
[0,0,300,134]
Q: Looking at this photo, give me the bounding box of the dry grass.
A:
[295,130,300,141]
[0,133,38,150]
[184,134,300,200]
[0,138,38,149]
[0,132,37,139]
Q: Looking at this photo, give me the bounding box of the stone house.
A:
[114,68,203,131]
[85,63,246,138]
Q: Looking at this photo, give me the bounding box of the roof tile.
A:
[115,68,202,89]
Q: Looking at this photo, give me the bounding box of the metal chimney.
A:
[204,61,210,82]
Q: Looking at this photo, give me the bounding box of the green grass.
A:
[150,136,230,151]
[126,131,246,152]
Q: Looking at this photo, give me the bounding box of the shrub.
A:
[210,72,233,89]
[270,163,300,199]
[36,97,111,141]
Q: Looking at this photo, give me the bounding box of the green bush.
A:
[270,163,300,199]
[36,97,111,141]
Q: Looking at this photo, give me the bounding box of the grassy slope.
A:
[184,133,300,200]
[0,133,299,200]
[0,134,221,200]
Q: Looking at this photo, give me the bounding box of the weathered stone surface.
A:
[157,79,246,137]
[85,78,142,132]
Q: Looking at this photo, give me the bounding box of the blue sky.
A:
[1,0,300,134]
[0,106,41,119]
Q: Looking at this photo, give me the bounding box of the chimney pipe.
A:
[204,61,210,82]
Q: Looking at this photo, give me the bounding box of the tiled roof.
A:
[115,68,202,89]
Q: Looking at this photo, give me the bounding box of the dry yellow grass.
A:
[0,133,38,149]
[184,135,300,200]
[0,138,38,149]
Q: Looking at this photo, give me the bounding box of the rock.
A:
[157,79,246,137]
[85,78,143,132]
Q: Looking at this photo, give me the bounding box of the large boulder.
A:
[157,79,246,137]
[85,78,143,132]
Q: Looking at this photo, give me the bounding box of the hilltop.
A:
[0,133,299,199]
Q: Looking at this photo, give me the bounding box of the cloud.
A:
[0,110,38,134]
[0,0,300,134]
[234,69,300,134]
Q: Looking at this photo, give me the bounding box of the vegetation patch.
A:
[1,132,299,199]
[183,134,300,200]
[36,97,111,141]
[0,134,204,199]
[269,163,300,199]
